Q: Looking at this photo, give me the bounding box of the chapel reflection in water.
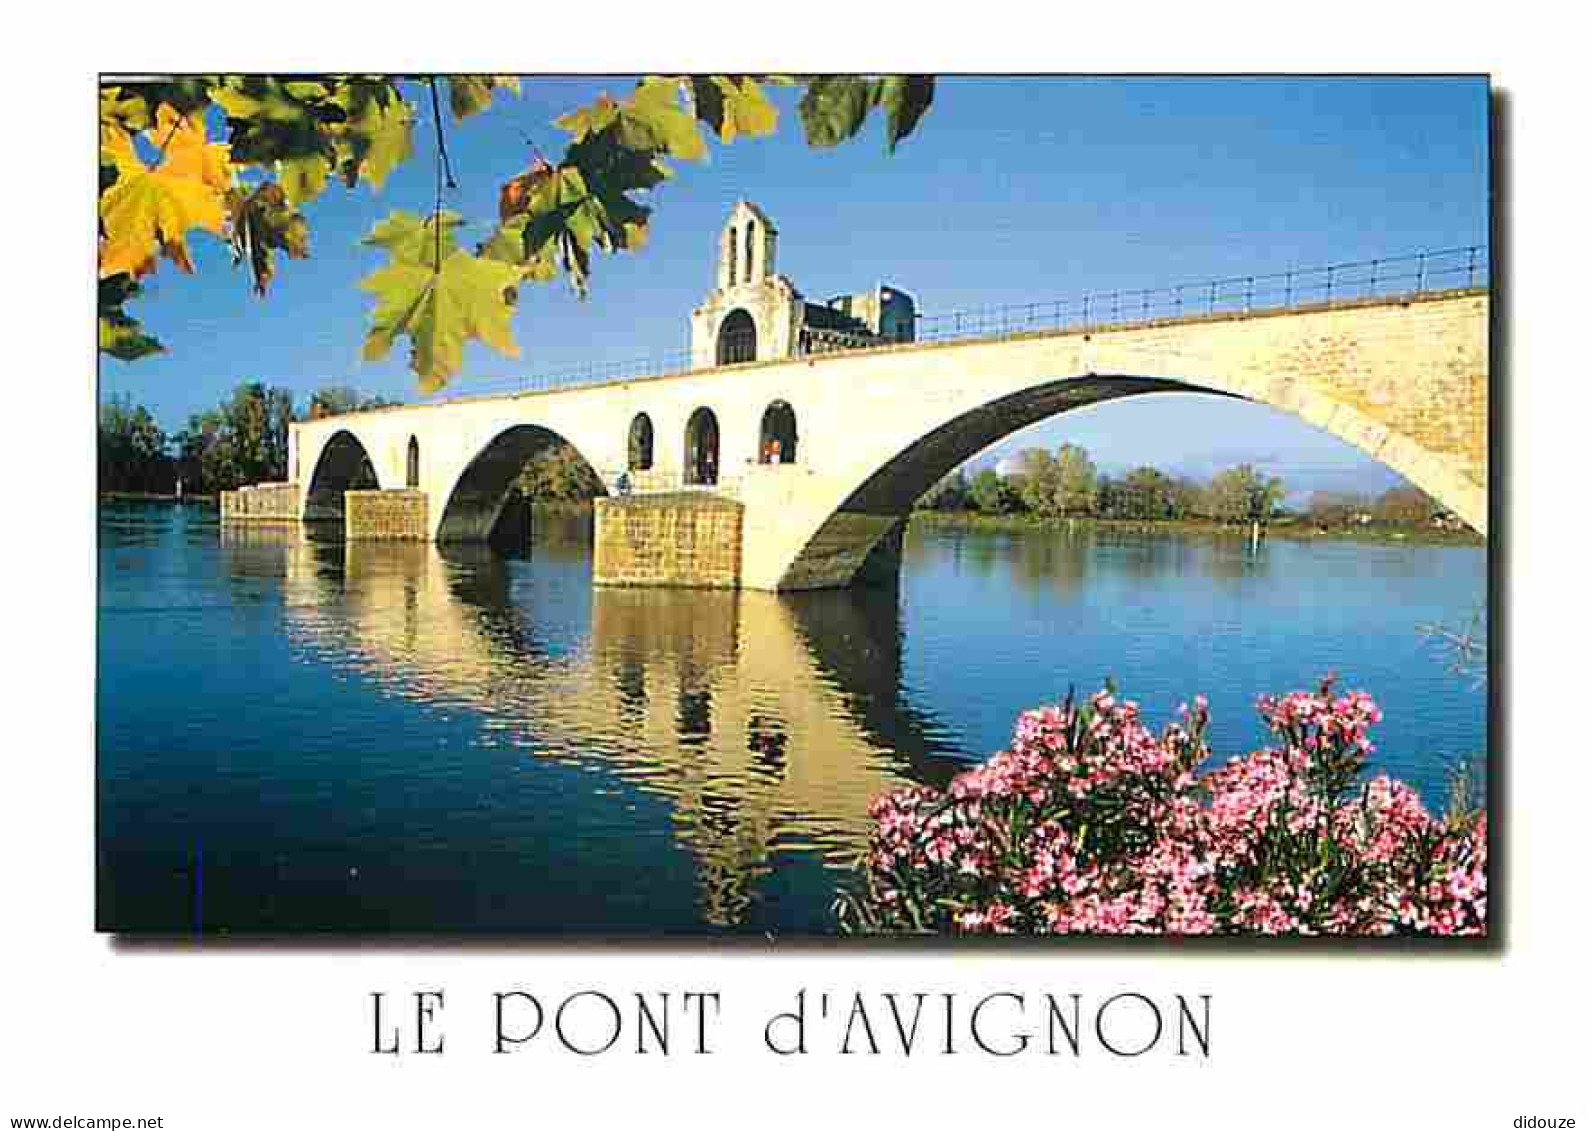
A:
[221,522,962,927]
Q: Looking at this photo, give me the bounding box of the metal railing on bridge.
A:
[443,244,1489,401]
[597,467,746,499]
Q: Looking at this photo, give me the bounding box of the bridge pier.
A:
[593,494,743,588]
[344,489,428,541]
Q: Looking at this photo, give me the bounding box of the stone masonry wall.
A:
[345,489,428,541]
[594,494,743,588]
[219,482,299,522]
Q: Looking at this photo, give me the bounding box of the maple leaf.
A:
[498,158,555,222]
[797,75,934,151]
[557,80,706,162]
[359,210,521,391]
[330,81,415,191]
[873,76,934,152]
[99,105,232,278]
[799,76,877,148]
[227,182,310,296]
[686,76,778,142]
[446,76,520,120]
[98,274,163,360]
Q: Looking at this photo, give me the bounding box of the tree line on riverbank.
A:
[920,443,1287,524]
[918,443,1455,529]
[98,384,398,496]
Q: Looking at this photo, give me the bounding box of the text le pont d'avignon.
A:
[370,989,1212,1059]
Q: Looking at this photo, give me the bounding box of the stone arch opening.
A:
[684,407,721,486]
[304,429,380,522]
[717,309,757,366]
[745,220,756,282]
[436,424,605,545]
[760,400,798,464]
[406,436,420,488]
[771,366,1485,591]
[628,412,654,471]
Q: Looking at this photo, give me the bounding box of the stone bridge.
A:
[237,284,1488,591]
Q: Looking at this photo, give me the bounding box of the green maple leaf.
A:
[213,77,338,205]
[686,76,778,142]
[798,75,934,151]
[798,76,876,148]
[625,78,707,160]
[558,80,706,162]
[98,274,163,361]
[214,77,415,205]
[226,182,310,296]
[874,75,934,152]
[330,80,415,191]
[359,210,521,391]
[446,75,520,120]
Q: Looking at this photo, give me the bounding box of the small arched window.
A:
[406,436,420,488]
[727,227,737,286]
[745,220,756,282]
[628,413,654,471]
[684,407,721,486]
[759,400,798,465]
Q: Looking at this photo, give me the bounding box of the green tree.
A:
[1168,475,1207,520]
[1115,466,1176,520]
[307,385,400,419]
[175,381,295,492]
[98,75,936,391]
[1205,464,1285,523]
[968,468,1015,514]
[918,467,971,511]
[1374,484,1439,525]
[1308,490,1371,526]
[518,442,604,502]
[1017,444,1098,518]
[99,394,170,492]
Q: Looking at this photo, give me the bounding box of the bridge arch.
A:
[717,309,757,365]
[304,429,380,521]
[435,424,605,543]
[628,412,654,471]
[684,408,721,486]
[764,364,1484,592]
[760,400,798,464]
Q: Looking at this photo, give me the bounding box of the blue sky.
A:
[101,75,1489,497]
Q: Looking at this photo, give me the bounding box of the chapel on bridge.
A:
[689,201,917,368]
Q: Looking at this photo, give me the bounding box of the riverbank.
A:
[96,493,1483,546]
[101,491,217,505]
[910,509,1483,546]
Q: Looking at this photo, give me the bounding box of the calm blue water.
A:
[97,503,1487,934]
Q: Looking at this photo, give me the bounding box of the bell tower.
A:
[693,200,798,368]
[716,201,778,289]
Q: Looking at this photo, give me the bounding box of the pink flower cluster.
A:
[838,682,1487,938]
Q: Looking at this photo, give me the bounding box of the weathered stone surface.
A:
[219,482,299,522]
[345,489,427,541]
[594,494,743,588]
[284,288,1487,591]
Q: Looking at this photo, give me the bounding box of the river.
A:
[97,502,1487,934]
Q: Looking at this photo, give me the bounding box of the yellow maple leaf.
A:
[99,105,232,278]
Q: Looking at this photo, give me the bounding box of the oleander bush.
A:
[836,680,1486,936]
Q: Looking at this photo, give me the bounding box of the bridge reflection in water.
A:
[219,519,963,928]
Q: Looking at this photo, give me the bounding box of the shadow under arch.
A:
[435,424,606,544]
[789,371,1480,588]
[304,429,380,522]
